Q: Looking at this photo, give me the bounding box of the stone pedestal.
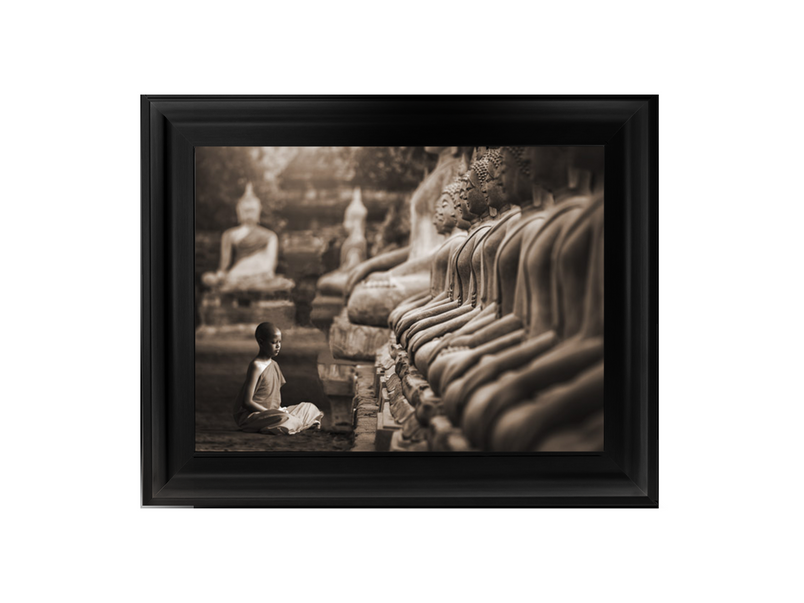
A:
[329,308,390,361]
[199,288,295,330]
[374,385,401,452]
[311,294,344,331]
[317,355,358,433]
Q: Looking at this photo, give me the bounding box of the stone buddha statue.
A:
[409,147,537,376]
[316,187,368,296]
[440,148,601,426]
[202,183,293,292]
[452,149,605,450]
[394,154,496,349]
[480,196,604,451]
[387,179,470,329]
[344,147,465,327]
[426,148,567,395]
[488,202,604,451]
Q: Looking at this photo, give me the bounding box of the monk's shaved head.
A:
[255,322,280,343]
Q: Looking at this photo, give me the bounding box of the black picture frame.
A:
[141,95,658,508]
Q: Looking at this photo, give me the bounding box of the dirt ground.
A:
[195,337,354,452]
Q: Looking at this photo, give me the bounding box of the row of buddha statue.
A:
[342,145,605,452]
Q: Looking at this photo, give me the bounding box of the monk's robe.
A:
[233,361,323,435]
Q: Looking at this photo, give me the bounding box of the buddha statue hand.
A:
[415,390,443,426]
[201,269,226,289]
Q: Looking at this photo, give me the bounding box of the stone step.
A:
[200,299,296,330]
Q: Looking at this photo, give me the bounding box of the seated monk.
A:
[395,154,496,350]
[345,147,465,327]
[459,163,605,450]
[411,147,540,377]
[440,147,602,422]
[387,179,470,329]
[316,188,368,296]
[202,183,293,292]
[481,196,605,451]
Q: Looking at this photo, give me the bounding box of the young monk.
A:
[232,322,324,435]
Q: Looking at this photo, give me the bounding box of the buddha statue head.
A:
[526,147,573,196]
[235,183,262,226]
[497,146,534,206]
[438,180,469,234]
[460,157,492,222]
[482,148,506,216]
[433,191,447,234]
[343,187,368,238]
[568,147,604,194]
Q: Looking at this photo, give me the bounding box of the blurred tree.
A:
[196,147,288,231]
[350,147,436,191]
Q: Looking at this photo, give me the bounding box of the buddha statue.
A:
[426,148,568,395]
[202,183,293,292]
[316,188,368,296]
[440,147,602,426]
[409,147,536,376]
[489,209,604,452]
[387,179,470,328]
[455,149,605,450]
[344,147,465,327]
[394,154,496,349]
[485,196,604,451]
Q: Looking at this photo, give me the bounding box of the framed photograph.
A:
[142,95,658,507]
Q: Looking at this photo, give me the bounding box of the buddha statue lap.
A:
[316,188,368,296]
[201,183,293,292]
[345,147,464,327]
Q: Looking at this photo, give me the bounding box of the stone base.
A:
[317,353,359,433]
[352,365,380,452]
[311,294,344,330]
[329,309,390,361]
[374,385,401,452]
[200,289,295,330]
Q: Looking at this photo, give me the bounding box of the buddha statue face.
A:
[452,182,471,230]
[569,147,604,183]
[483,149,507,211]
[433,193,448,234]
[461,161,490,220]
[499,147,534,206]
[236,198,261,226]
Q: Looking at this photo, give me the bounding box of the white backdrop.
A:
[3,1,802,602]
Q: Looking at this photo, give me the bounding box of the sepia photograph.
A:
[195,145,604,453]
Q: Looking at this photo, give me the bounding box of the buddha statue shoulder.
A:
[202,183,292,292]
